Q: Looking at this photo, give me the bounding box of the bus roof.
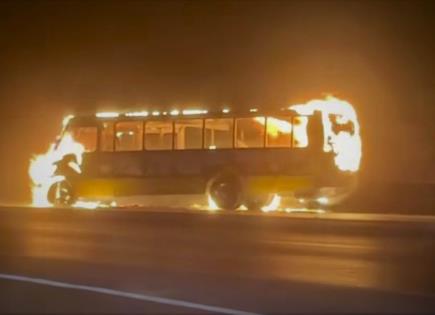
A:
[67,108,304,126]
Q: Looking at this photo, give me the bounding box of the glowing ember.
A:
[290,96,361,172]
[316,196,329,205]
[238,205,248,211]
[207,194,220,211]
[72,200,101,209]
[261,194,281,212]
[284,207,326,214]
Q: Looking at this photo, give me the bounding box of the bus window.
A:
[266,116,292,148]
[204,118,233,149]
[235,117,265,148]
[115,121,143,151]
[100,121,114,152]
[293,116,309,148]
[70,126,97,152]
[145,121,173,150]
[174,119,203,150]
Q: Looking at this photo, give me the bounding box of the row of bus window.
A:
[70,116,309,152]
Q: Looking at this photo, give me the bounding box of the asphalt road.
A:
[0,206,435,314]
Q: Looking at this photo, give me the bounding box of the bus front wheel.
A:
[207,173,242,210]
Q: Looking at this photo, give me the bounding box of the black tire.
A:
[207,173,242,210]
[47,180,76,206]
[244,193,274,211]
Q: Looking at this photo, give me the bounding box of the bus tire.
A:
[47,180,76,207]
[244,194,274,211]
[207,173,242,210]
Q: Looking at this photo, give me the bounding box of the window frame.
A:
[92,112,308,152]
[265,116,295,149]
[291,115,309,148]
[114,120,144,152]
[99,121,116,152]
[69,125,99,153]
[173,118,205,150]
[234,116,267,149]
[204,117,235,150]
[144,119,174,151]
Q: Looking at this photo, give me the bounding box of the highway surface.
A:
[1,206,435,314]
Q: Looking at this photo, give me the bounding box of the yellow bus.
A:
[42,106,358,210]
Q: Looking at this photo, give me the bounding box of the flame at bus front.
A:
[29,132,85,207]
[290,96,362,172]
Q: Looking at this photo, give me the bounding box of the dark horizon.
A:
[0,0,434,202]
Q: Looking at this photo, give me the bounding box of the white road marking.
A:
[0,273,260,315]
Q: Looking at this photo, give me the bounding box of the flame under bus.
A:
[54,107,357,210]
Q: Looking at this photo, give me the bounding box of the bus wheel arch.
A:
[206,171,243,210]
[243,193,274,211]
[47,179,76,207]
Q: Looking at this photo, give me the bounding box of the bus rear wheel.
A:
[47,180,76,207]
[207,173,242,210]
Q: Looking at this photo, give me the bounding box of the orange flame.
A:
[255,117,292,137]
[206,195,220,211]
[254,116,308,147]
[290,96,362,172]
[253,96,361,172]
[29,116,101,208]
[261,194,281,212]
[29,132,84,207]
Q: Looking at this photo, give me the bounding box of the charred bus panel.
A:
[47,109,357,209]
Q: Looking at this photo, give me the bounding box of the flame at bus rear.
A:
[29,132,84,207]
[29,118,102,209]
[290,96,362,172]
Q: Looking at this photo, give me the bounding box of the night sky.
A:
[0,0,434,203]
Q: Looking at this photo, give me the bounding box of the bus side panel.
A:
[75,148,336,197]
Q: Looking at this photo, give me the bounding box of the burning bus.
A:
[29,96,361,211]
